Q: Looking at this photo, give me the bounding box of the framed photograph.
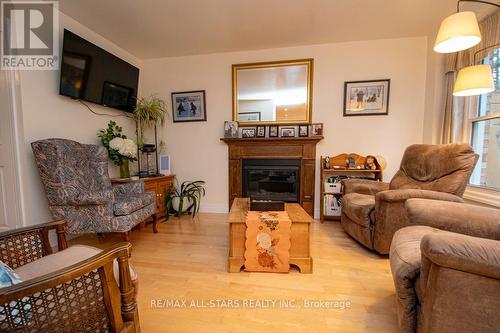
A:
[159,155,171,175]
[171,90,207,122]
[241,127,256,138]
[269,125,278,137]
[311,123,323,136]
[343,79,390,116]
[256,126,266,138]
[237,112,261,122]
[224,121,239,138]
[280,127,296,138]
[299,125,309,137]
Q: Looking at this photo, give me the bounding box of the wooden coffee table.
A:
[227,198,313,273]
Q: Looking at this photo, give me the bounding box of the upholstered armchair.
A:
[390,199,500,333]
[340,143,478,254]
[0,220,140,332]
[32,138,157,240]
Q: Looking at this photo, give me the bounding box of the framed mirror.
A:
[232,59,313,125]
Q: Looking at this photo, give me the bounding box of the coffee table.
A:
[227,198,313,273]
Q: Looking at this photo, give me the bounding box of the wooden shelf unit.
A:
[320,154,383,222]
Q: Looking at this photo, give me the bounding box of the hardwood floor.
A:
[72,214,398,333]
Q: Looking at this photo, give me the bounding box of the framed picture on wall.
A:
[343,79,390,116]
[171,90,207,122]
[238,112,261,122]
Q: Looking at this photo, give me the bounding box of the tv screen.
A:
[59,29,139,112]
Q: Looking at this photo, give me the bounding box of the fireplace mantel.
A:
[221,136,323,216]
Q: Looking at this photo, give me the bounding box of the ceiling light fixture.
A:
[434,0,499,54]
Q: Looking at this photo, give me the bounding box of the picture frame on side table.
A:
[280,127,296,138]
[159,155,171,175]
[269,125,278,137]
[343,79,390,116]
[171,90,207,122]
[241,127,256,138]
[299,125,309,137]
[311,123,323,136]
[256,126,266,138]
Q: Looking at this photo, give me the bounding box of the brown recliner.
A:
[340,143,478,254]
[390,199,500,333]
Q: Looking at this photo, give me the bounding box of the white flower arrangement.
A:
[109,137,137,159]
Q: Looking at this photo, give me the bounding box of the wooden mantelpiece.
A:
[221,136,323,216]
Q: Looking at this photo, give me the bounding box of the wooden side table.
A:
[227,198,313,273]
[111,174,175,220]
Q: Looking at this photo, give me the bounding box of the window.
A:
[469,48,500,191]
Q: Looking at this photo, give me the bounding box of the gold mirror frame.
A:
[232,58,314,126]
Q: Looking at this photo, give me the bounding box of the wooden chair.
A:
[0,220,140,332]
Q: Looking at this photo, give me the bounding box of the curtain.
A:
[440,11,500,144]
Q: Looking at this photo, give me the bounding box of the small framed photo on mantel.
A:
[241,127,256,138]
[172,90,207,122]
[256,126,266,138]
[343,79,390,116]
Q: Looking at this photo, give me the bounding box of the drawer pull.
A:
[304,195,312,200]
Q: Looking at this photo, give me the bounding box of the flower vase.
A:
[119,158,130,178]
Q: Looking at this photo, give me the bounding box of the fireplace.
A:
[221,136,323,216]
[243,159,301,202]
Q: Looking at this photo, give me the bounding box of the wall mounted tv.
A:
[59,29,139,113]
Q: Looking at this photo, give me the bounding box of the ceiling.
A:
[58,0,496,59]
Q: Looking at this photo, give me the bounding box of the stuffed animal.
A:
[365,155,377,170]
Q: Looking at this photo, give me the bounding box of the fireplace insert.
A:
[242,159,301,202]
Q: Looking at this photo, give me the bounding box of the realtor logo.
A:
[1,0,59,70]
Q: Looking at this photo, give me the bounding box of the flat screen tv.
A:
[59,29,139,113]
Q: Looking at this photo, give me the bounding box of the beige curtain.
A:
[440,11,500,144]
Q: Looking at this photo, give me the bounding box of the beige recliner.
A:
[340,144,478,254]
[390,199,500,333]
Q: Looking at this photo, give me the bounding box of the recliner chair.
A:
[340,143,478,254]
[390,199,500,333]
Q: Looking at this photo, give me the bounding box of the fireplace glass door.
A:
[243,159,300,202]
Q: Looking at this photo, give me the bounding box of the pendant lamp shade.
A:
[453,64,495,96]
[434,11,481,53]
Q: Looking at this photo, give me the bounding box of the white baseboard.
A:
[199,203,229,214]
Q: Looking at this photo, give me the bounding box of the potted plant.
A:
[97,120,137,178]
[133,95,168,148]
[165,181,206,218]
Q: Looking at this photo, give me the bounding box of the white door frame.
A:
[0,69,30,229]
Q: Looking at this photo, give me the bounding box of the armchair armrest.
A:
[421,232,500,282]
[0,242,138,332]
[0,220,67,268]
[406,199,500,240]
[342,179,389,195]
[376,189,464,204]
[113,182,145,196]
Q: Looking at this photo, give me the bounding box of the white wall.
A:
[20,13,142,225]
[141,37,428,216]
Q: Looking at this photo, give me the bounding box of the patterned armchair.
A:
[31,138,157,240]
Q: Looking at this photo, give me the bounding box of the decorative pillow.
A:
[0,261,22,288]
[0,261,32,329]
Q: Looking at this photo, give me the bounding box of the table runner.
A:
[244,211,291,272]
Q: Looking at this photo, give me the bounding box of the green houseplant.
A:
[165,181,206,218]
[133,95,168,148]
[97,120,137,178]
